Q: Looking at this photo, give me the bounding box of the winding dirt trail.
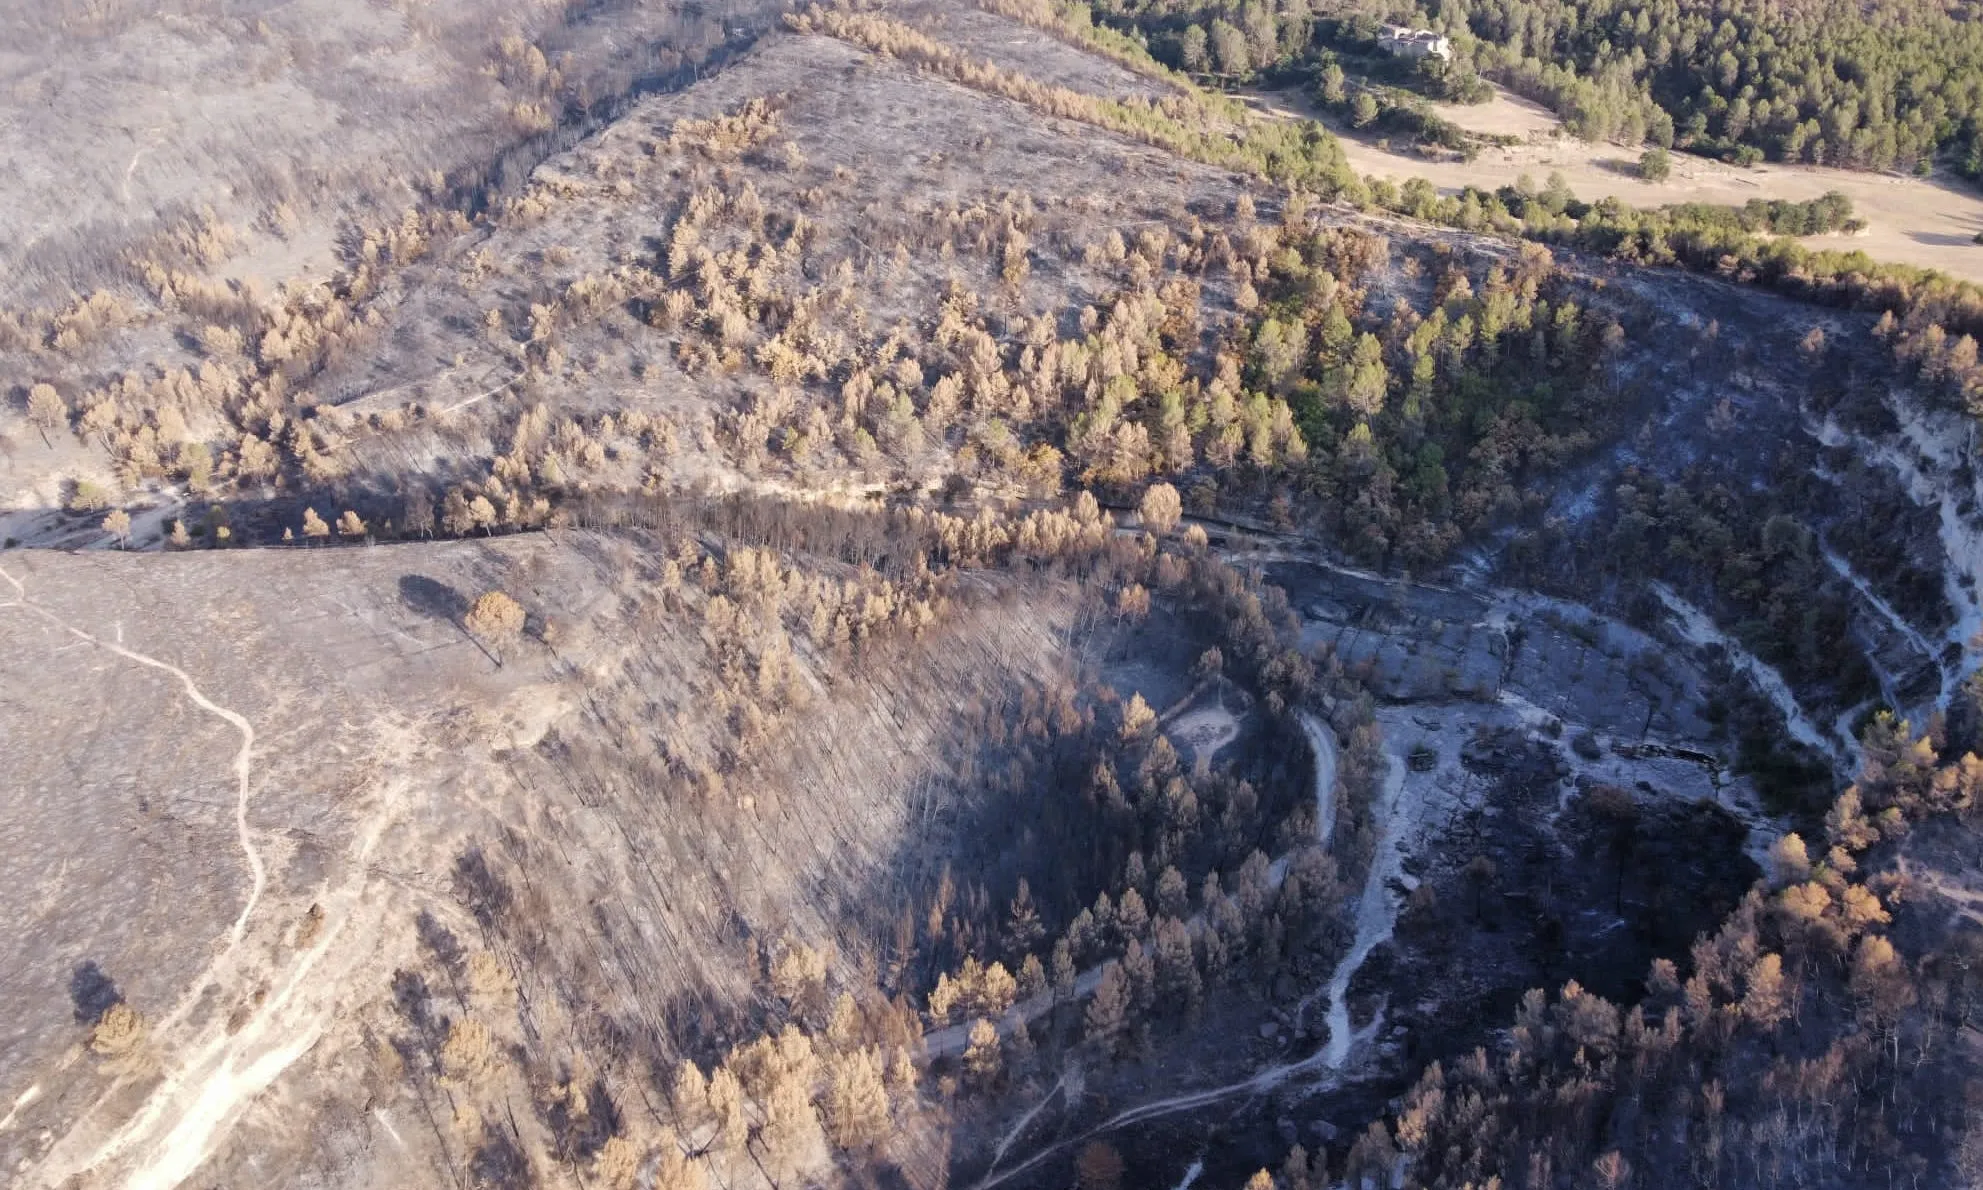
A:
[0,560,335,1190]
[1896,856,1983,930]
[968,730,1409,1190]
[108,811,389,1190]
[986,1072,1069,1175]
[1319,746,1409,1070]
[1821,544,1940,677]
[1288,714,1339,1030]
[1820,541,1941,725]
[0,563,267,948]
[1300,713,1339,851]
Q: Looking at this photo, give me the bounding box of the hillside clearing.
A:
[1244,85,1983,282]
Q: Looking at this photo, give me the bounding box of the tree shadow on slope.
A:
[399,574,470,624]
[69,960,123,1026]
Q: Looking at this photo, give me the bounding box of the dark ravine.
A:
[979,570,1769,1187]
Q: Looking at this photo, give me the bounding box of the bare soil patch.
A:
[1168,704,1240,764]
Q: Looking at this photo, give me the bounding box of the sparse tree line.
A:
[503,497,1014,782]
[979,0,1195,83]
[5,192,474,530]
[1313,61,1495,158]
[788,4,1349,191]
[1877,299,1983,422]
[385,765,935,1190]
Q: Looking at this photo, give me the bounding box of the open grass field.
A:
[1246,84,1983,282]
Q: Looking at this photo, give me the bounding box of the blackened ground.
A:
[986,729,1756,1190]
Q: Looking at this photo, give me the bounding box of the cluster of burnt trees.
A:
[391,892,932,1190]
[20,10,1983,577]
[882,492,1388,1016]
[628,80,1628,567]
[1342,711,1983,1190]
[367,489,1393,1189]
[1589,467,1878,754]
[22,0,1983,566]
